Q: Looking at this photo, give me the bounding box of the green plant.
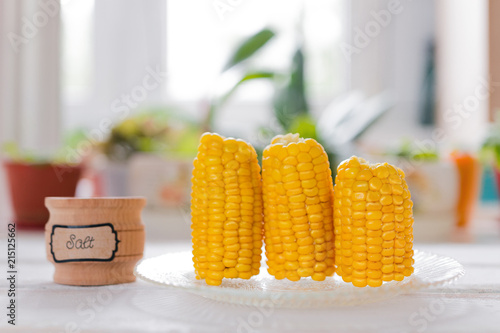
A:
[2,139,81,165]
[206,27,335,170]
[2,142,47,164]
[480,114,500,168]
[389,138,439,162]
[101,109,200,162]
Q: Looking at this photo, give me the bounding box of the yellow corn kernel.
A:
[263,133,335,281]
[334,156,414,287]
[191,133,264,286]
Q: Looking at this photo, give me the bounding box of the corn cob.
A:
[262,133,335,281]
[334,156,414,287]
[191,133,263,286]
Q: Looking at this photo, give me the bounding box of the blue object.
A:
[480,166,498,202]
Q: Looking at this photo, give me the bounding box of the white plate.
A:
[134,250,464,308]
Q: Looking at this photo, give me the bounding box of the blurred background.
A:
[0,0,498,243]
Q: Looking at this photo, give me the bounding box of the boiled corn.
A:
[262,133,335,281]
[334,156,414,287]
[191,133,263,286]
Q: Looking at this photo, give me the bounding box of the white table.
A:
[1,206,500,333]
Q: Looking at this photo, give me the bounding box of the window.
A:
[61,0,346,135]
[166,0,345,103]
[61,0,95,130]
[61,0,94,102]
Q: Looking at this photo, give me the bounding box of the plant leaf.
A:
[273,47,309,130]
[288,114,317,141]
[220,71,276,105]
[223,28,275,72]
[207,71,276,129]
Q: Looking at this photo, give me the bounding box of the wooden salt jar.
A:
[45,197,146,286]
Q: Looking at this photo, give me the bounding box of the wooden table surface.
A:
[1,206,499,333]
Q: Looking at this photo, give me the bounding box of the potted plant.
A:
[2,143,83,229]
[206,29,325,155]
[98,109,200,205]
[206,28,392,175]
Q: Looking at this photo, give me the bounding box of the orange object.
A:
[450,152,482,227]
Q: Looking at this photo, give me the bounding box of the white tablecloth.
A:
[0,229,499,333]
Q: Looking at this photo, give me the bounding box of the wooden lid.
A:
[45,197,146,209]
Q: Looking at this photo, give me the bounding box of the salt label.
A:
[50,224,119,263]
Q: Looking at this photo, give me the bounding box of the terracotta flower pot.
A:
[3,162,83,229]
